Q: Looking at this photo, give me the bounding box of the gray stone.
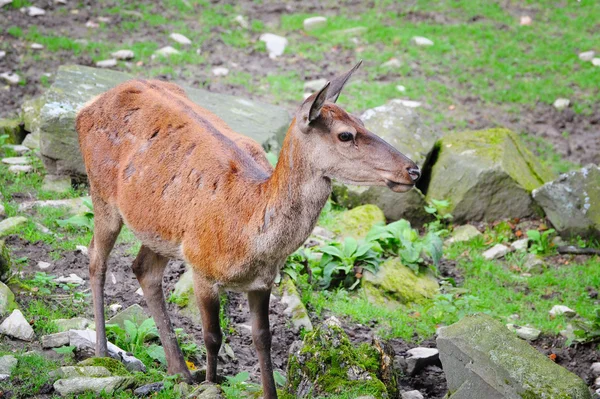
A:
[590,362,600,377]
[553,98,570,110]
[53,376,134,396]
[532,164,600,239]
[21,132,40,151]
[135,382,164,396]
[437,314,590,399]
[111,50,134,60]
[41,331,70,348]
[170,33,192,45]
[2,157,30,165]
[68,329,146,372]
[426,129,555,222]
[55,273,85,285]
[303,78,327,93]
[0,217,27,237]
[41,175,72,193]
[30,43,44,50]
[522,253,545,274]
[549,305,576,318]
[0,281,17,316]
[510,238,529,252]
[303,16,327,31]
[8,165,32,174]
[401,391,424,399]
[592,58,600,67]
[0,309,35,341]
[233,15,249,29]
[382,58,402,68]
[29,65,290,178]
[3,144,29,154]
[18,197,90,214]
[0,355,17,377]
[259,33,287,59]
[333,100,439,223]
[0,72,20,85]
[212,67,229,77]
[26,6,45,16]
[96,59,117,68]
[153,46,180,57]
[447,225,482,244]
[506,324,541,341]
[0,204,3,217]
[579,51,595,61]
[107,304,149,329]
[55,317,93,332]
[482,244,509,260]
[405,347,440,376]
[49,366,111,379]
[411,36,434,46]
[280,278,312,332]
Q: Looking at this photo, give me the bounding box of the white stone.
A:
[396,85,406,92]
[590,362,600,377]
[0,204,4,217]
[592,58,600,67]
[38,261,52,270]
[30,43,44,50]
[0,309,35,341]
[212,67,229,77]
[85,20,99,28]
[3,144,29,154]
[303,16,327,31]
[170,33,192,45]
[135,287,144,296]
[0,72,20,85]
[111,50,134,60]
[259,33,288,59]
[510,238,529,251]
[2,157,30,165]
[0,216,27,236]
[506,324,541,341]
[0,0,13,8]
[579,51,595,61]
[0,355,17,377]
[390,99,421,108]
[303,78,327,93]
[96,59,117,68]
[109,304,122,313]
[55,273,85,285]
[520,15,532,26]
[0,51,5,59]
[41,331,70,348]
[8,165,32,174]
[69,329,146,372]
[406,347,439,375]
[411,36,434,46]
[27,6,46,16]
[553,98,570,110]
[76,245,88,255]
[483,244,509,260]
[549,305,576,318]
[153,46,180,58]
[382,58,402,68]
[233,15,249,29]
[401,391,424,399]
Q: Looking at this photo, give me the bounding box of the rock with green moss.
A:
[532,164,600,239]
[334,204,386,239]
[280,277,312,332]
[0,281,17,316]
[30,64,290,178]
[78,357,130,376]
[0,117,26,144]
[0,240,11,282]
[363,258,439,306]
[437,313,591,399]
[425,129,555,222]
[333,100,439,224]
[286,317,389,398]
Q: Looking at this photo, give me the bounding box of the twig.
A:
[557,246,600,256]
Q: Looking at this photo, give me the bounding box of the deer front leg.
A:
[193,275,222,383]
[248,290,277,399]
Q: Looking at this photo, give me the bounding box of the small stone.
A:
[76,245,88,255]
[0,309,35,341]
[30,43,44,50]
[3,144,30,154]
[520,15,532,25]
[510,238,529,251]
[233,15,249,29]
[0,355,18,378]
[0,72,20,85]
[395,99,422,108]
[212,67,229,77]
[96,59,117,68]
[579,51,595,61]
[506,324,541,341]
[483,244,510,260]
[339,26,367,36]
[97,16,111,23]
[41,331,70,348]
[596,376,600,387]
[411,36,434,46]
[134,382,164,396]
[135,287,144,296]
[170,33,192,45]
[27,6,46,16]
[42,175,72,193]
[591,362,600,377]
[55,317,93,332]
[55,273,85,285]
[37,261,52,270]
[396,85,406,93]
[2,157,30,165]
[303,16,327,31]
[405,347,439,376]
[111,50,135,60]
[18,197,89,214]
[85,20,99,28]
[447,225,482,244]
[303,79,327,93]
[522,253,545,273]
[8,165,32,174]
[109,303,122,313]
[553,98,570,110]
[153,46,180,58]
[381,58,402,68]
[259,33,288,59]
[401,391,424,399]
[0,216,28,236]
[549,305,576,318]
[592,58,600,67]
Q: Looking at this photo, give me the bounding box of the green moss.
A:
[334,204,386,239]
[0,117,25,144]
[78,357,130,376]
[0,240,11,280]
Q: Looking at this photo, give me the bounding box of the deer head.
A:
[294,61,420,193]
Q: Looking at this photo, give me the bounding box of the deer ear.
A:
[326,60,362,103]
[306,81,330,122]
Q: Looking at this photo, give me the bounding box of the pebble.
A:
[26,6,46,16]
[38,261,52,270]
[381,58,402,68]
[135,287,144,296]
[0,309,35,341]
[506,324,541,341]
[34,221,53,235]
[553,98,570,110]
[340,26,367,36]
[30,43,44,50]
[510,238,529,251]
[111,50,134,60]
[8,165,32,174]
[405,347,439,376]
[401,391,424,399]
[0,51,5,60]
[96,59,117,68]
[2,157,30,165]
[109,303,122,313]
[54,0,67,5]
[579,51,595,61]
[590,362,600,377]
[396,85,406,93]
[85,20,99,28]
[447,225,482,244]
[592,58,600,67]
[76,245,88,255]
[303,16,327,31]
[0,0,13,7]
[549,305,576,318]
[0,72,20,85]
[233,15,249,29]
[97,16,111,23]
[55,274,85,285]
[411,36,434,46]
[153,46,180,58]
[483,244,510,260]
[170,33,192,45]
[595,376,600,388]
[259,33,288,59]
[520,15,532,26]
[304,78,327,93]
[212,67,229,77]
[395,100,422,108]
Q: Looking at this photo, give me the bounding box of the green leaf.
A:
[147,344,167,365]
[320,245,344,259]
[56,214,93,230]
[343,237,358,258]
[227,371,250,384]
[526,230,541,242]
[53,345,76,354]
[424,232,443,266]
[273,371,286,387]
[83,197,94,211]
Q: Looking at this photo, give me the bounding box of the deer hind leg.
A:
[248,290,277,399]
[193,274,222,383]
[88,196,122,357]
[132,245,192,382]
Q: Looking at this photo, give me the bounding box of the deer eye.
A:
[338,132,353,142]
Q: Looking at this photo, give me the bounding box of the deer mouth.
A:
[385,179,414,193]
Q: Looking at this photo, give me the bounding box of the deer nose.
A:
[407,166,421,182]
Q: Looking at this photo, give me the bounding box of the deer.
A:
[75,61,420,398]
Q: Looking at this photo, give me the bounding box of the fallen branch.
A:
[557,246,600,256]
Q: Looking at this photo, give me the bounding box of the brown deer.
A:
[76,61,420,398]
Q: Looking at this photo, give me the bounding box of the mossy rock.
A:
[333,204,386,239]
[286,317,389,398]
[0,240,11,282]
[78,357,130,376]
[0,281,17,316]
[362,258,439,306]
[424,128,555,222]
[0,117,26,144]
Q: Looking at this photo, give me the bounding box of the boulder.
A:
[26,65,291,178]
[0,240,11,281]
[424,129,555,222]
[532,164,600,239]
[106,304,149,329]
[0,281,17,316]
[333,100,440,224]
[0,309,35,341]
[437,314,591,399]
[333,204,386,239]
[53,376,134,396]
[286,317,388,398]
[363,258,439,306]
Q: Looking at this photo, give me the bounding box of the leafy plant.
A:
[424,199,453,235]
[0,134,9,148]
[56,197,94,230]
[317,237,381,289]
[527,228,556,255]
[221,371,257,398]
[106,318,159,356]
[279,248,314,283]
[572,309,600,344]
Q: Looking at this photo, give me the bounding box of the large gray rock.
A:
[437,314,591,399]
[0,309,35,341]
[532,164,600,239]
[53,376,134,396]
[332,100,440,224]
[27,65,291,178]
[425,129,555,222]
